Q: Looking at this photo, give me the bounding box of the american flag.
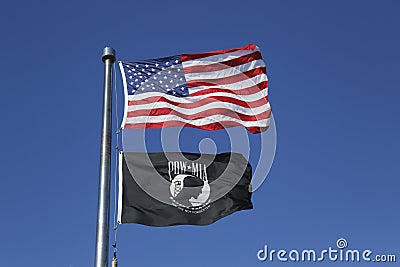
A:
[118,44,270,134]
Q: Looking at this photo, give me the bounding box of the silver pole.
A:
[95,46,116,267]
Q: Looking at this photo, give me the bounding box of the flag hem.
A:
[117,151,123,224]
[118,61,129,129]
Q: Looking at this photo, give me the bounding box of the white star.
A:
[177,69,181,72]
[128,70,131,73]
[135,79,138,82]
[170,80,173,83]
[130,82,134,85]
[174,60,179,64]
[164,76,167,79]
[135,85,139,88]
[174,74,177,78]
[166,62,169,65]
[159,81,162,84]
[180,78,183,81]
[181,87,185,90]
[167,88,171,91]
[155,63,159,67]
[168,70,171,74]
[172,91,176,95]
[154,77,157,80]
[139,76,143,78]
[134,73,137,76]
[151,68,155,72]
[129,76,132,79]
[147,72,151,75]
[165,85,169,88]
[171,65,175,68]
[152,87,155,90]
[141,68,145,72]
[175,83,179,87]
[145,64,149,68]
[135,65,139,68]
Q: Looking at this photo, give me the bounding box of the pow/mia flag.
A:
[118,152,253,226]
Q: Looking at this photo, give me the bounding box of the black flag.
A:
[118,152,253,226]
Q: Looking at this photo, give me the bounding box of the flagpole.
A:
[95,46,116,267]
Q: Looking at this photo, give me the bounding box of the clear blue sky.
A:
[0,1,399,266]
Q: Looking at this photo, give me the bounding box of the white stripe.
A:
[118,62,129,129]
[127,101,271,116]
[127,74,268,100]
[127,89,268,103]
[182,47,260,68]
[189,74,268,92]
[184,60,265,81]
[125,114,270,127]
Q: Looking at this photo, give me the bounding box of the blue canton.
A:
[122,55,189,97]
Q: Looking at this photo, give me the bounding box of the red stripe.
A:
[128,94,269,109]
[180,44,258,62]
[186,67,266,88]
[124,120,269,134]
[183,51,262,74]
[189,81,268,98]
[127,108,271,122]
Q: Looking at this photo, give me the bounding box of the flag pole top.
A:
[102,46,116,62]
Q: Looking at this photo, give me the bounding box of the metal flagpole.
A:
[95,46,116,267]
